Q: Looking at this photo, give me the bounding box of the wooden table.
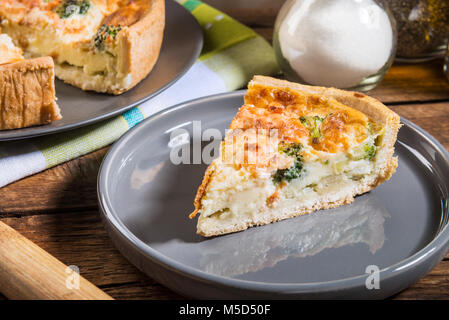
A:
[1,7,449,300]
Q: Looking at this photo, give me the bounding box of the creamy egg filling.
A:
[0,33,23,65]
[2,25,122,75]
[199,130,383,222]
[0,5,129,91]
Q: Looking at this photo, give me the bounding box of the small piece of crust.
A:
[191,76,401,237]
[0,57,61,130]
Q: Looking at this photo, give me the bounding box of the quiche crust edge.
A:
[0,54,61,130]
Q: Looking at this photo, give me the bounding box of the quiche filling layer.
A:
[0,0,152,92]
[1,22,125,85]
[194,84,385,224]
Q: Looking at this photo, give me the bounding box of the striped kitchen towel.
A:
[0,0,279,188]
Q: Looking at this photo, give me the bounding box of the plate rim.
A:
[0,0,203,141]
[98,90,449,294]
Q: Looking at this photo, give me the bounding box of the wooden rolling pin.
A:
[0,221,113,300]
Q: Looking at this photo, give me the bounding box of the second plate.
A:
[0,0,203,141]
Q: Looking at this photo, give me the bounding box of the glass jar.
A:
[388,0,449,62]
[273,0,397,91]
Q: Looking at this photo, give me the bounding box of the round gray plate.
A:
[98,91,449,299]
[0,0,203,141]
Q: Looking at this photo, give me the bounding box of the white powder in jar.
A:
[278,0,393,88]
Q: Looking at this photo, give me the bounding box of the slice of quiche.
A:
[190,76,401,237]
[0,0,165,95]
[0,33,61,130]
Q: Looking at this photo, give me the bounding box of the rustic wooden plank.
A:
[371,60,449,104]
[389,101,449,149]
[0,147,108,214]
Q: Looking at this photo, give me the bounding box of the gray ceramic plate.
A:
[0,0,202,141]
[98,91,449,299]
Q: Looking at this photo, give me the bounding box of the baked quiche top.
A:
[204,82,384,185]
[0,0,151,41]
[233,82,381,159]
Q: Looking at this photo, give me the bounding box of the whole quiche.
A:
[0,0,165,95]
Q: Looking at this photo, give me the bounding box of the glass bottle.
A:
[388,0,449,63]
[273,0,397,91]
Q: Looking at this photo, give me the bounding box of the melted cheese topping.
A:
[0,1,107,40]
[0,33,23,65]
[0,0,151,39]
[236,83,369,154]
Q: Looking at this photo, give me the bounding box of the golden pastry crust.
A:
[191,76,401,237]
[106,0,165,94]
[190,162,216,219]
[0,56,61,130]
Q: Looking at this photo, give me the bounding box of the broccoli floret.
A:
[351,143,376,161]
[93,25,122,51]
[300,115,324,142]
[310,126,322,141]
[56,0,91,18]
[273,142,304,184]
[78,0,90,14]
[279,142,303,159]
[273,160,304,184]
[364,144,376,160]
